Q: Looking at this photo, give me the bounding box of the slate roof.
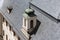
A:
[0,0,29,40]
[30,0,60,40]
[31,0,60,19]
[1,0,60,40]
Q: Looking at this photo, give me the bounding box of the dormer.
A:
[21,8,37,39]
[23,8,37,32]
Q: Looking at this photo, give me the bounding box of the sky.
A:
[0,0,3,8]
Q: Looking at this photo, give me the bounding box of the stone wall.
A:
[0,13,3,40]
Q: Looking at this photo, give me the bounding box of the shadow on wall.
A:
[28,19,41,35]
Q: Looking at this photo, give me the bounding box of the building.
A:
[0,0,29,40]
[0,0,60,40]
[0,13,3,40]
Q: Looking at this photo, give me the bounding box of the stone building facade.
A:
[2,17,20,40]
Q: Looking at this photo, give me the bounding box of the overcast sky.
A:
[0,0,3,8]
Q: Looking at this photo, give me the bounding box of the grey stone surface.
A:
[31,0,60,19]
[0,0,60,40]
[30,2,60,40]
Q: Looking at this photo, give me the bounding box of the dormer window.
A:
[24,19,26,26]
[3,17,4,22]
[6,21,8,26]
[7,6,13,14]
[23,8,36,30]
[30,20,33,28]
[3,30,4,36]
[18,36,20,40]
[21,8,37,39]
[9,25,12,31]
[13,30,16,36]
[6,35,8,40]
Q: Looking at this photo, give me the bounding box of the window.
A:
[3,30,4,36]
[13,30,16,36]
[18,36,20,40]
[6,21,8,26]
[3,17,6,22]
[3,17,4,22]
[9,25,12,31]
[6,35,8,40]
[7,6,13,14]
[24,19,26,26]
[30,20,33,28]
